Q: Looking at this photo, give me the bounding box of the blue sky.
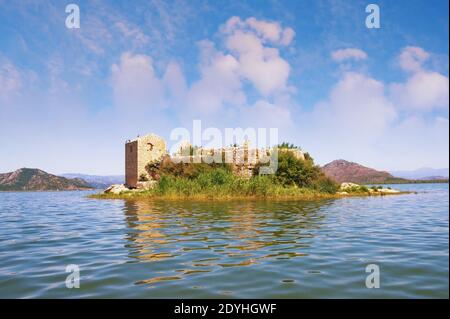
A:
[0,0,448,175]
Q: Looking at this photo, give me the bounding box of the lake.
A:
[0,183,448,298]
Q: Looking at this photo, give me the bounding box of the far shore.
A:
[363,179,449,185]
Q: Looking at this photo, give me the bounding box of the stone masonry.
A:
[125,134,166,188]
[125,133,305,186]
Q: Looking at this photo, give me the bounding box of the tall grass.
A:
[94,148,342,200]
[126,168,338,200]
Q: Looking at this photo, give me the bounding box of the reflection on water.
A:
[123,200,330,285]
[0,183,448,298]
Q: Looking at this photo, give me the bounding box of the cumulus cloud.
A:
[390,71,449,110]
[225,30,290,96]
[111,52,166,110]
[109,16,296,129]
[331,48,368,62]
[222,16,293,96]
[298,71,398,166]
[174,16,295,126]
[221,17,295,43]
[244,99,292,129]
[163,61,187,106]
[390,47,449,110]
[181,40,245,116]
[398,46,430,72]
[311,72,396,140]
[246,17,282,42]
[300,46,448,169]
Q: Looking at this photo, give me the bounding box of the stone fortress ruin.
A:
[125,133,305,188]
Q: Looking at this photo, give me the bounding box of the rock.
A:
[104,184,129,194]
[340,182,360,190]
[379,188,400,194]
[337,191,349,195]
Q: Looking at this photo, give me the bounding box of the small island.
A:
[91,134,409,200]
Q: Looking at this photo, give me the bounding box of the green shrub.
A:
[269,151,321,187]
[312,176,339,194]
[359,185,369,192]
[145,145,339,197]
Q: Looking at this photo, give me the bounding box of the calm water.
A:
[0,183,448,298]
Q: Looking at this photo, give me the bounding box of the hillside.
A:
[0,168,93,191]
[322,160,407,184]
[61,173,124,189]
[390,167,449,180]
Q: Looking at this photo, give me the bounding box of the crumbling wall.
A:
[125,134,305,185]
[125,140,138,187]
[125,134,166,187]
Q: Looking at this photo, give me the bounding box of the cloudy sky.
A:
[0,0,448,175]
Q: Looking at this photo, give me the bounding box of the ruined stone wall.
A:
[136,134,167,181]
[171,145,284,178]
[125,133,305,186]
[125,140,138,187]
[125,134,167,188]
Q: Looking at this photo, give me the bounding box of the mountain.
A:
[389,167,449,180]
[417,176,449,181]
[0,168,93,191]
[322,160,406,184]
[61,174,124,189]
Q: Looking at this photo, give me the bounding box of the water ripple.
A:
[0,184,448,298]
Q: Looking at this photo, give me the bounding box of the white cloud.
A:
[179,17,295,120]
[186,41,245,114]
[244,99,292,129]
[300,46,448,170]
[246,17,283,43]
[390,47,449,110]
[226,30,290,96]
[331,48,368,62]
[390,71,449,110]
[163,61,187,105]
[222,17,293,97]
[311,72,396,140]
[398,46,430,72]
[111,52,166,110]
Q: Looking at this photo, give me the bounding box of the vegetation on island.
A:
[144,150,340,199]
[91,149,410,200]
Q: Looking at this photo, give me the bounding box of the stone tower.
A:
[125,134,166,188]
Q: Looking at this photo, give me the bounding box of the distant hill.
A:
[389,167,449,180]
[417,176,448,181]
[322,160,407,184]
[0,168,93,191]
[61,174,124,189]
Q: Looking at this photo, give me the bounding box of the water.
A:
[0,183,448,298]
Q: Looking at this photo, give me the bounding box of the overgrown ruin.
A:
[125,133,304,188]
